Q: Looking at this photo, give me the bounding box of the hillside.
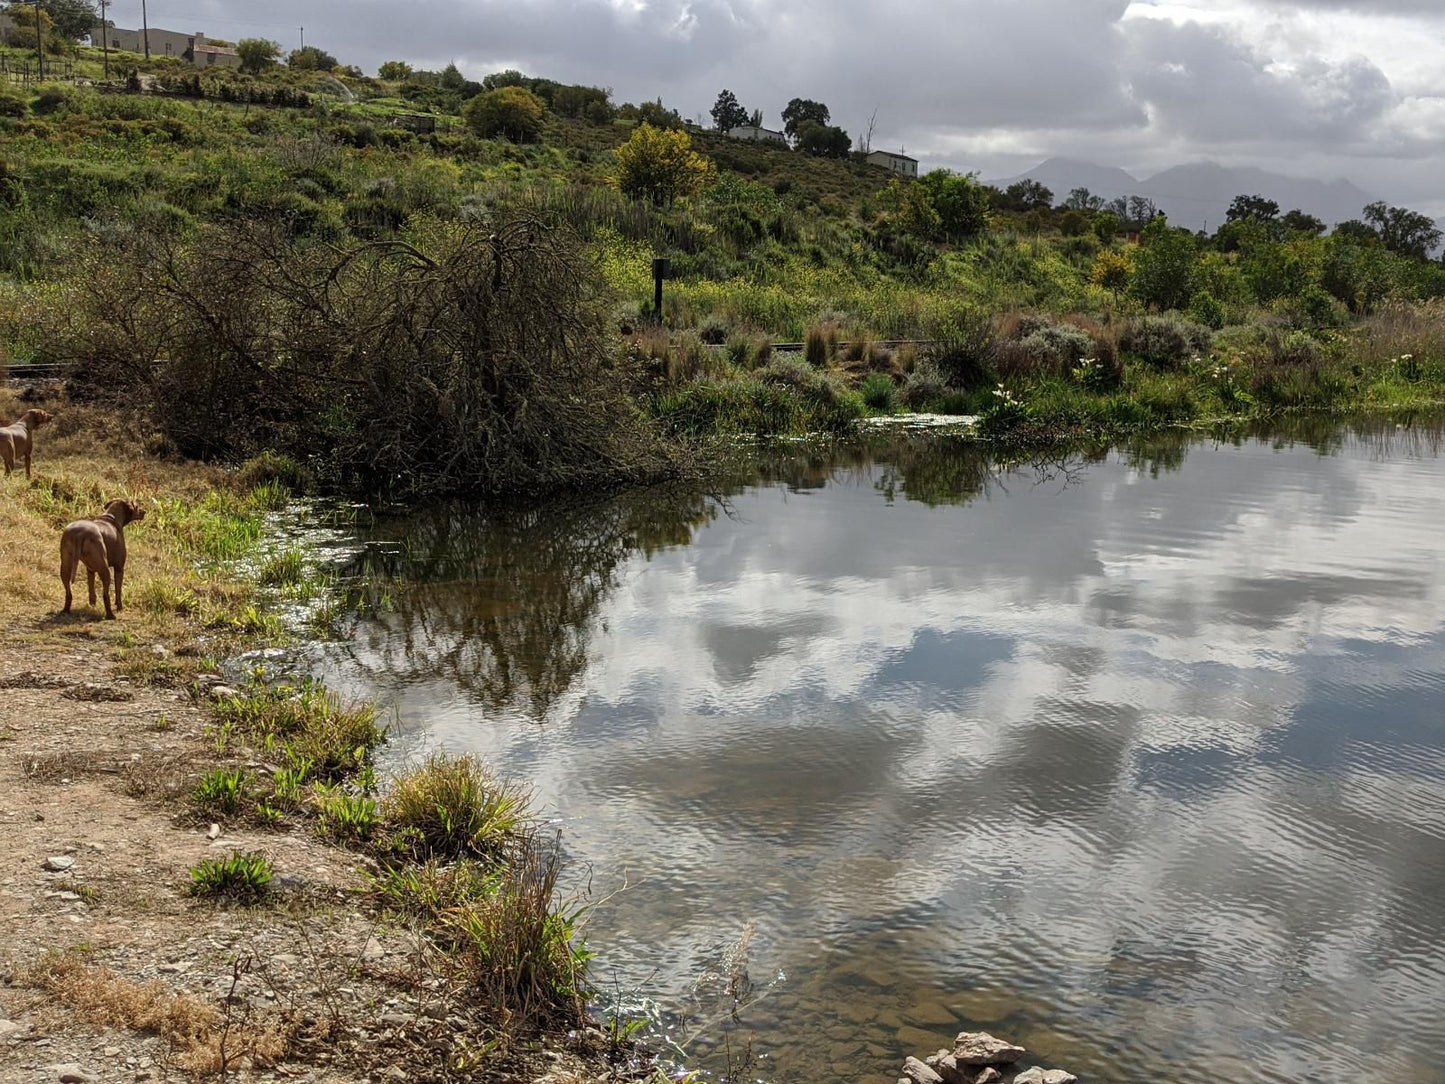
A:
[0,40,1444,489]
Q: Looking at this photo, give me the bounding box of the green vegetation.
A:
[188,850,273,903]
[2,38,1445,494]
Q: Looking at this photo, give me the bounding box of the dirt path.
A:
[0,636,609,1084]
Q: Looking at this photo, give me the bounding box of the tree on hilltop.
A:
[710,88,749,132]
[781,97,829,141]
[288,45,338,71]
[377,60,412,81]
[236,38,281,74]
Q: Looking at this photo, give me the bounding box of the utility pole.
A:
[141,0,150,58]
[34,0,43,81]
[299,26,305,49]
[100,0,110,80]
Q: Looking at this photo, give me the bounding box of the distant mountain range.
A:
[989,158,1380,233]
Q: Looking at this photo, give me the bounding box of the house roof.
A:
[869,149,918,163]
[193,43,237,56]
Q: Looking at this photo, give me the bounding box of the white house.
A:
[867,149,919,177]
[727,125,787,145]
[89,25,240,68]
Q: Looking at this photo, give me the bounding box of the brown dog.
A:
[0,408,54,479]
[60,499,146,620]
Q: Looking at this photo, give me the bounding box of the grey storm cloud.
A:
[1123,18,1398,145]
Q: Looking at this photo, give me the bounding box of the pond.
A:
[308,420,1445,1083]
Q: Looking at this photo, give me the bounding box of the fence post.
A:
[651,257,670,325]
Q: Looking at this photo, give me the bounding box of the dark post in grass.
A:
[652,257,669,325]
[141,0,150,59]
[100,0,109,80]
[33,0,43,80]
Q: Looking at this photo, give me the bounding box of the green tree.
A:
[1,4,52,48]
[1362,201,1442,260]
[236,38,282,74]
[463,86,546,142]
[1280,209,1326,237]
[1226,194,1280,222]
[917,169,989,241]
[1092,211,1120,244]
[440,63,467,91]
[795,120,850,158]
[377,60,412,81]
[287,45,338,70]
[1131,217,1197,311]
[36,0,94,40]
[1000,180,1052,212]
[710,88,748,132]
[781,97,829,141]
[615,122,710,204]
[1332,219,1380,247]
[1065,187,1104,212]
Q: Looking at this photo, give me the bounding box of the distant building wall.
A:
[727,125,787,145]
[100,25,197,58]
[867,150,919,177]
[188,33,240,69]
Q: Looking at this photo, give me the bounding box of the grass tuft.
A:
[189,850,273,903]
[382,753,531,862]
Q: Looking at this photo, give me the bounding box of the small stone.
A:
[46,892,82,902]
[903,1056,945,1084]
[150,645,171,660]
[0,1019,24,1040]
[972,1071,1000,1084]
[207,823,221,840]
[46,1064,97,1084]
[953,1032,1026,1067]
[383,1069,406,1082]
[1010,1070,1075,1084]
[42,856,76,873]
[208,685,239,701]
[103,1047,120,1057]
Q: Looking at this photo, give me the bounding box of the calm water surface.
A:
[310,422,1445,1083]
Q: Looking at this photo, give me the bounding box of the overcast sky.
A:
[109,1,1445,214]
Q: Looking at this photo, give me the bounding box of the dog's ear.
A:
[129,502,146,522]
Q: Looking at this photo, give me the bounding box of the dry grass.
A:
[0,388,261,647]
[25,954,291,1072]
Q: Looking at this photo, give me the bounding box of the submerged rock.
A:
[1012,1069,1077,1084]
[953,1032,1026,1066]
[903,1056,945,1084]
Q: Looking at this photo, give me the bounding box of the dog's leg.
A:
[24,451,31,480]
[60,547,75,613]
[114,563,125,612]
[87,568,97,607]
[99,565,114,620]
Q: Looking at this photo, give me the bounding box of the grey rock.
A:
[208,685,239,701]
[1011,1070,1076,1084]
[46,1064,97,1083]
[903,1056,945,1084]
[150,645,171,660]
[933,1053,972,1084]
[972,1071,1000,1084]
[0,1018,24,1040]
[379,1013,413,1027]
[42,856,76,872]
[954,1031,1026,1067]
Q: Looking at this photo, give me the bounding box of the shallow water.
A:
[310,421,1445,1083]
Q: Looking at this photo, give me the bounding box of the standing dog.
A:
[0,408,55,479]
[60,499,146,620]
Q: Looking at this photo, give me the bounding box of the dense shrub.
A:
[1019,323,1093,369]
[1121,313,1213,368]
[55,213,676,499]
[464,87,545,142]
[0,94,27,118]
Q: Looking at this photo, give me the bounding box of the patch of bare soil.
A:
[0,639,623,1084]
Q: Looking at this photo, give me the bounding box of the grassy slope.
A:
[2,45,1445,452]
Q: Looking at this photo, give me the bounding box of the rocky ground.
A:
[0,637,620,1084]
